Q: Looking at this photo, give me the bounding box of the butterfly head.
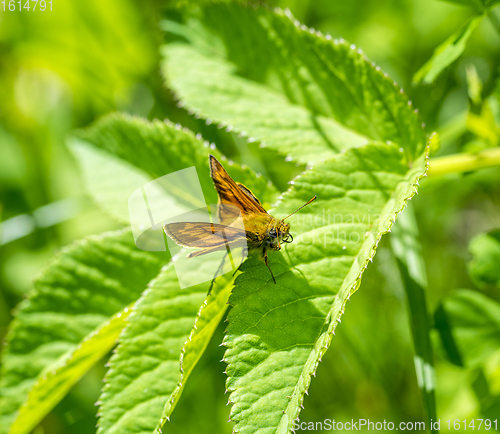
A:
[265,221,292,251]
[264,195,316,250]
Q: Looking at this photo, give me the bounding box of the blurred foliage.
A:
[0,0,499,433]
[468,229,500,289]
[435,289,500,368]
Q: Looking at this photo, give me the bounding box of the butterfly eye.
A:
[268,228,277,238]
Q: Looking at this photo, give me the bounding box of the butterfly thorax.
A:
[240,213,290,251]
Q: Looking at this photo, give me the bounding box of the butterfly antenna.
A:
[282,196,317,221]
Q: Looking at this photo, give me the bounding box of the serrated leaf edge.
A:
[95,261,171,430]
[222,136,432,433]
[163,5,427,167]
[154,272,235,433]
[0,228,132,354]
[9,307,131,434]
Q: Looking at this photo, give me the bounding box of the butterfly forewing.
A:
[164,222,246,248]
[210,156,267,225]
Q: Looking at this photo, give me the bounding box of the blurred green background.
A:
[1,0,500,433]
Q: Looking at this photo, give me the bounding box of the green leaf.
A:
[161,4,426,164]
[468,229,500,289]
[0,230,166,434]
[435,289,500,368]
[157,5,430,432]
[224,142,428,434]
[153,270,234,434]
[9,308,132,434]
[391,205,437,433]
[82,113,279,434]
[413,15,483,85]
[97,262,232,434]
[70,113,278,231]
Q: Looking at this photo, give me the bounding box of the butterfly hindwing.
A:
[236,182,262,206]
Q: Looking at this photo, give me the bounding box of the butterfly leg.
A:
[208,251,228,296]
[232,246,248,277]
[264,249,276,284]
[207,277,216,296]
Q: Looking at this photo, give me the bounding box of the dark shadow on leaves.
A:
[227,251,333,352]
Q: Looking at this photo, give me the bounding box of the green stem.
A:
[391,205,437,434]
[428,147,500,177]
